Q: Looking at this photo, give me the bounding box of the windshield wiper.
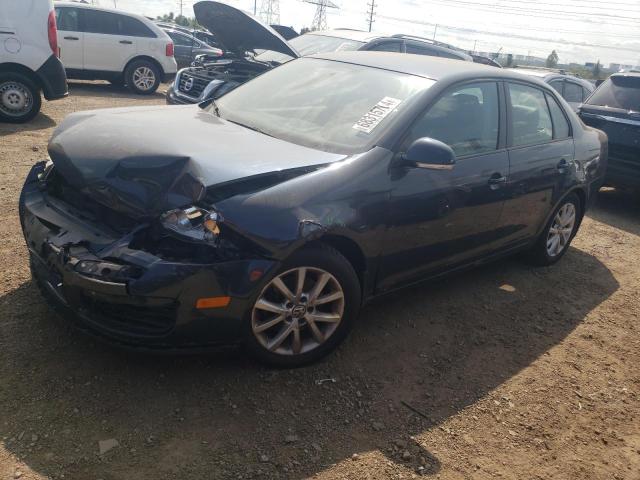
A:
[225,119,274,138]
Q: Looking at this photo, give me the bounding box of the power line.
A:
[421,0,640,24]
[366,0,377,32]
[377,13,640,53]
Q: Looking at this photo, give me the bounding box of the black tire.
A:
[525,193,582,266]
[244,243,361,367]
[124,60,161,95]
[0,72,42,123]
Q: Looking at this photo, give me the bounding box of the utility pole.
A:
[432,24,438,40]
[177,0,184,17]
[473,40,477,53]
[254,0,257,15]
[259,0,280,24]
[366,0,377,33]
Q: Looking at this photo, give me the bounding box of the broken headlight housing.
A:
[160,206,222,244]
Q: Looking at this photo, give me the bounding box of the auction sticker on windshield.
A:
[353,97,403,134]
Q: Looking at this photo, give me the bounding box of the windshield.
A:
[254,34,366,64]
[213,58,435,154]
[587,76,640,112]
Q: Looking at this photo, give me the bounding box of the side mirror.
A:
[402,137,456,170]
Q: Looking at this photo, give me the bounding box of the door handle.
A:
[488,174,507,190]
[557,158,570,172]
[119,40,133,44]
[64,36,79,40]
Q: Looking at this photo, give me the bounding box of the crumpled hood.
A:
[194,1,299,59]
[48,105,345,218]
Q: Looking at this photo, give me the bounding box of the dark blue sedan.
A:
[20,52,607,366]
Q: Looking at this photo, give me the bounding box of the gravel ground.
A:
[0,82,639,480]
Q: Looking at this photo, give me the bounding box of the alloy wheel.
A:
[132,66,156,91]
[0,81,33,117]
[547,203,576,257]
[251,267,345,356]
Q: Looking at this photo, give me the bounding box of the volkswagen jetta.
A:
[20,52,607,366]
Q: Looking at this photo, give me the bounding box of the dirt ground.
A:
[0,82,639,480]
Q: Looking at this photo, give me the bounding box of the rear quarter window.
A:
[587,76,640,111]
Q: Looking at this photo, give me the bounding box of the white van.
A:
[54,2,177,94]
[0,0,68,123]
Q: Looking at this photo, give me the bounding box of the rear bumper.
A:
[36,55,68,101]
[20,162,277,351]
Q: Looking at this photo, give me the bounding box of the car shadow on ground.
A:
[0,248,618,479]
[67,81,168,101]
[588,188,640,237]
[0,113,56,135]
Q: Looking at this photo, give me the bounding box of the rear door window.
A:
[586,75,640,111]
[119,16,156,38]
[167,31,193,46]
[548,80,564,95]
[546,93,571,139]
[564,82,584,103]
[508,83,553,146]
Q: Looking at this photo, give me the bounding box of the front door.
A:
[377,81,510,292]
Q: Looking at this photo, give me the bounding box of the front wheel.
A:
[0,72,42,123]
[244,244,361,367]
[526,193,581,266]
[125,60,161,95]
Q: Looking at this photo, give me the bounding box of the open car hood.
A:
[194,1,299,59]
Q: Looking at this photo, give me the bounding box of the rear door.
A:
[497,82,574,246]
[82,10,138,72]
[55,6,84,70]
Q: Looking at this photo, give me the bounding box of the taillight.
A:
[166,43,174,57]
[47,10,59,57]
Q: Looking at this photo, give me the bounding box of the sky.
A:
[98,0,640,66]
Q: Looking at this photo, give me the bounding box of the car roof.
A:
[308,29,384,43]
[55,1,143,18]
[310,51,545,83]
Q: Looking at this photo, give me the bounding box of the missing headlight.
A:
[160,206,222,244]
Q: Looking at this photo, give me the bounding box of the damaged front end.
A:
[20,161,277,350]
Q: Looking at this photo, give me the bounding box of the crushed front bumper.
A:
[19,162,277,351]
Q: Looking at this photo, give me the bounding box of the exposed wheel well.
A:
[124,56,165,77]
[315,235,367,287]
[0,63,42,90]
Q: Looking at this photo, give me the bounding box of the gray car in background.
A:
[510,66,595,112]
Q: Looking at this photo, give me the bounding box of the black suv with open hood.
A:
[579,72,640,190]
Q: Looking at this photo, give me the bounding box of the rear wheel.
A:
[125,60,161,95]
[244,244,361,367]
[526,193,581,266]
[0,72,41,123]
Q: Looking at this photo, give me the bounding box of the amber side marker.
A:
[196,296,231,309]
